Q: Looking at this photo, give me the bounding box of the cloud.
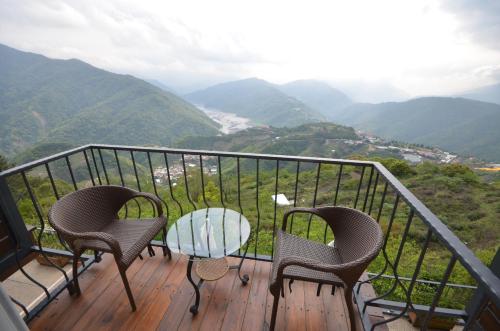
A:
[440,0,500,50]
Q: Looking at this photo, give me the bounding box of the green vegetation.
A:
[0,44,219,158]
[337,97,500,162]
[185,78,325,127]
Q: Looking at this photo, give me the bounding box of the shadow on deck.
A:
[28,247,386,331]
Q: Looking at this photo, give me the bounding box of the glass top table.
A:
[166,208,251,314]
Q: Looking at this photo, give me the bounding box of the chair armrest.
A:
[282,207,325,231]
[76,231,122,259]
[130,192,163,217]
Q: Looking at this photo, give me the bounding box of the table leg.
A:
[233,240,250,285]
[187,256,203,314]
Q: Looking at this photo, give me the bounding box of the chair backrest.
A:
[318,207,383,264]
[48,185,135,236]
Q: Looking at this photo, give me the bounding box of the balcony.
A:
[0,144,499,330]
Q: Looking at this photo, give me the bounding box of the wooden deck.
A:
[28,247,384,331]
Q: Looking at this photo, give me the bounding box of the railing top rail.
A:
[0,145,92,177]
[374,162,500,307]
[90,144,377,166]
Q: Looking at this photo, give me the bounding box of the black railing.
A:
[0,144,498,330]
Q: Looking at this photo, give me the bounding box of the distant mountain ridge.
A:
[0,44,219,157]
[336,97,500,162]
[185,78,325,127]
[458,83,500,105]
[277,80,352,120]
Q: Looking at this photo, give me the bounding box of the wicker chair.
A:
[48,185,170,311]
[269,206,383,331]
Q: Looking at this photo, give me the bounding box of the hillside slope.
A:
[0,44,219,157]
[278,80,352,119]
[185,78,325,127]
[337,97,500,161]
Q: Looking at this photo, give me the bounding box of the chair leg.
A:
[119,267,136,311]
[72,251,81,295]
[344,286,357,331]
[269,293,280,331]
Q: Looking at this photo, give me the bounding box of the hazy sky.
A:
[1,0,499,97]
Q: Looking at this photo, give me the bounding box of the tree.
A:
[0,154,12,172]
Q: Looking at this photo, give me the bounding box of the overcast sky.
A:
[1,0,499,98]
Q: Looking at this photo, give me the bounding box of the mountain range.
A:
[458,83,500,105]
[185,78,326,127]
[0,44,219,157]
[336,97,500,161]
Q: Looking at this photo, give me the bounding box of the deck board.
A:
[29,248,371,331]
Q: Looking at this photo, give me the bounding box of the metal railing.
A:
[0,144,498,330]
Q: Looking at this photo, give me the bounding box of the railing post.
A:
[465,248,500,330]
[0,176,33,270]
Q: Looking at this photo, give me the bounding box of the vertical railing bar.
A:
[254,158,261,257]
[14,250,50,299]
[307,163,321,240]
[82,150,96,186]
[237,157,243,214]
[271,159,279,257]
[45,163,59,200]
[21,171,69,282]
[354,166,366,209]
[199,155,209,208]
[362,166,374,212]
[97,148,110,185]
[368,172,380,216]
[333,164,343,206]
[148,152,169,220]
[65,156,78,191]
[181,154,197,210]
[44,163,75,254]
[130,151,141,191]
[90,148,102,185]
[217,155,226,208]
[421,255,458,329]
[164,153,183,215]
[376,182,389,223]
[113,149,129,218]
[370,229,433,331]
[9,296,29,318]
[290,161,300,234]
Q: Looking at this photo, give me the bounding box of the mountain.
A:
[336,97,500,162]
[185,78,325,127]
[331,81,410,103]
[277,80,352,120]
[459,83,500,105]
[0,44,219,157]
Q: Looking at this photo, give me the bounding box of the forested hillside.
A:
[0,44,219,157]
[336,97,500,161]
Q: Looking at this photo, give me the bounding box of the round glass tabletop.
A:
[166,208,251,258]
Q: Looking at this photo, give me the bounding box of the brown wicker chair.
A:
[48,185,170,311]
[269,206,383,331]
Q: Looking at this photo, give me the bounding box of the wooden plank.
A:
[101,251,179,330]
[241,260,272,331]
[68,251,152,331]
[264,269,286,331]
[285,280,306,331]
[130,255,187,330]
[220,258,257,331]
[176,277,217,331]
[304,282,328,331]
[156,259,197,330]
[198,257,239,331]
[28,253,121,331]
[321,285,349,331]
